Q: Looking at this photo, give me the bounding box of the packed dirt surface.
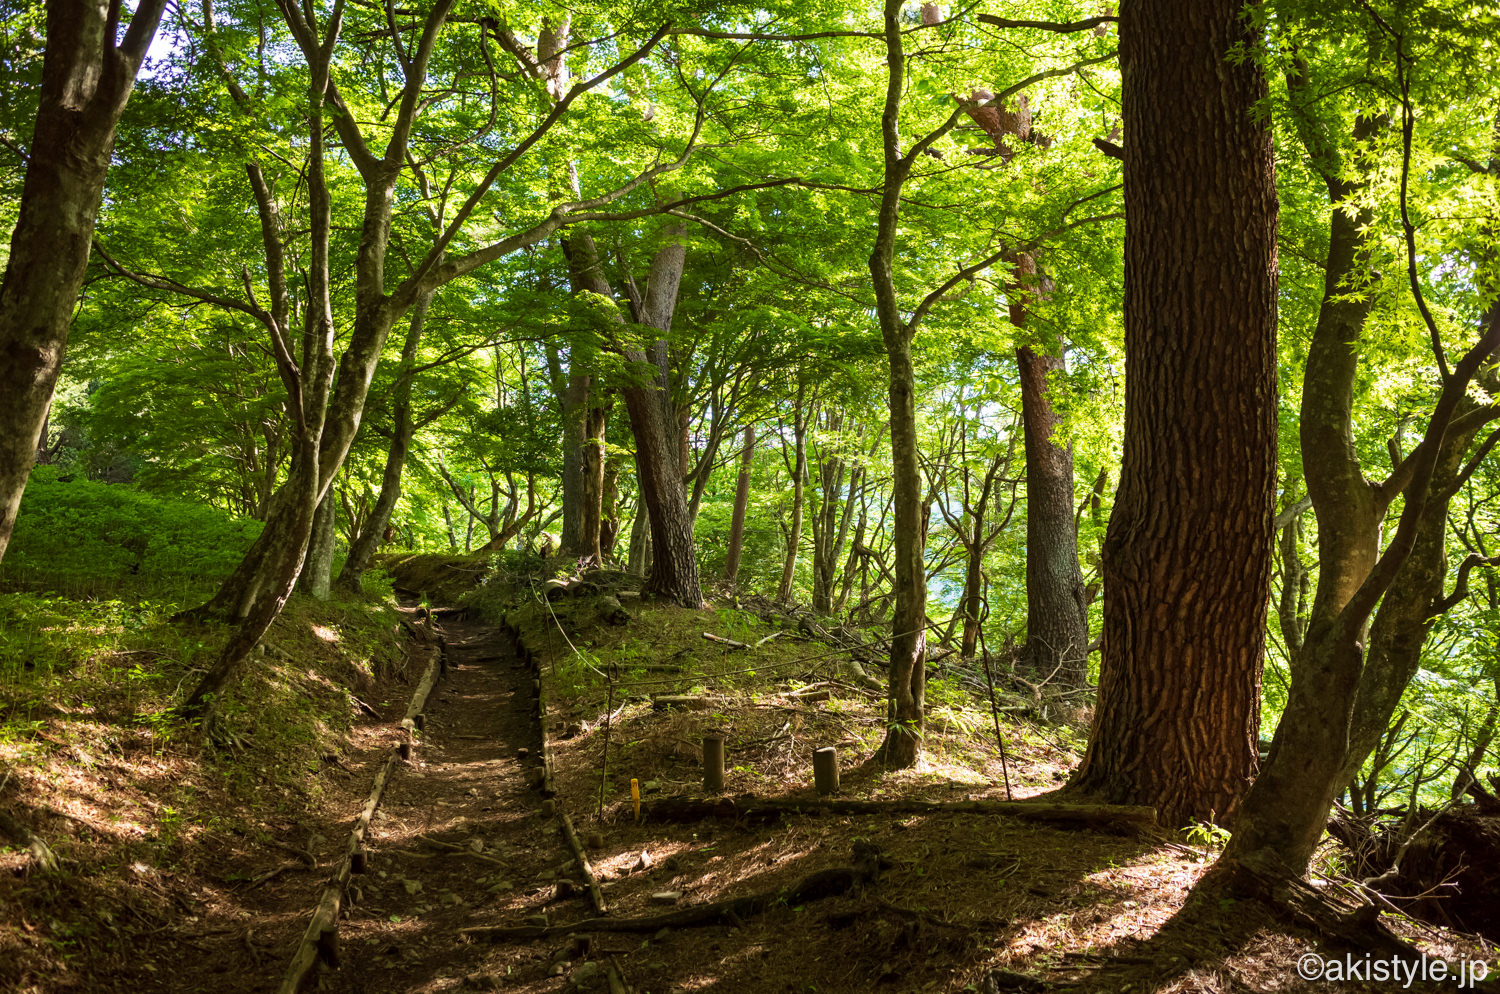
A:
[5,562,1498,994]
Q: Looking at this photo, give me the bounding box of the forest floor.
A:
[2,552,1497,993]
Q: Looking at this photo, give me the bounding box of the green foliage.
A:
[1,466,261,599]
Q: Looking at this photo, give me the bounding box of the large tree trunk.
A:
[618,225,703,607]
[1069,0,1279,828]
[1013,260,1089,685]
[723,426,755,586]
[297,489,338,599]
[0,0,165,565]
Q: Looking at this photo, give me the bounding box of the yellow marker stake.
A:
[631,778,641,822]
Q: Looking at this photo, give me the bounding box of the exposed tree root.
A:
[461,860,881,943]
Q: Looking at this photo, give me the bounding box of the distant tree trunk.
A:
[298,490,338,599]
[836,487,869,615]
[812,462,861,616]
[1016,338,1089,685]
[724,426,755,586]
[555,230,615,565]
[600,457,621,558]
[1069,0,1279,827]
[626,505,650,577]
[0,0,166,566]
[555,369,592,557]
[777,388,808,606]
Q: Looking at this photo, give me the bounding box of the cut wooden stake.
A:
[703,734,726,794]
[813,747,839,796]
[535,666,556,797]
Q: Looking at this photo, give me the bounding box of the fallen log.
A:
[597,595,630,627]
[279,634,446,993]
[650,695,716,712]
[278,750,398,994]
[558,812,608,914]
[461,863,874,942]
[640,794,1156,833]
[399,646,441,740]
[702,632,750,650]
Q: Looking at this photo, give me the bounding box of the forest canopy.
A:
[2,0,1499,987]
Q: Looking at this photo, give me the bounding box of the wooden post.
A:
[350,849,367,874]
[813,747,839,796]
[703,734,725,794]
[413,713,425,732]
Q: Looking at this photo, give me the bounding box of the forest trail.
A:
[309,608,554,993]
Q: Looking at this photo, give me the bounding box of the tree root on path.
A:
[461,860,881,943]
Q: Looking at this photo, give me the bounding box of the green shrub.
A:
[0,467,262,599]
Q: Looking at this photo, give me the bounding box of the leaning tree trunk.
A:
[724,426,755,585]
[1069,0,1279,828]
[618,224,703,608]
[337,292,431,593]
[0,0,166,565]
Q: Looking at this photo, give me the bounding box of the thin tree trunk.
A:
[0,0,166,565]
[626,506,650,577]
[777,389,808,606]
[724,426,755,585]
[600,457,621,558]
[1069,0,1279,827]
[337,292,432,593]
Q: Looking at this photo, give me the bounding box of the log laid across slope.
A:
[640,794,1156,832]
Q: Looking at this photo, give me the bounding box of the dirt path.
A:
[320,609,555,993]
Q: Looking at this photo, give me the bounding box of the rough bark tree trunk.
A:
[1069,0,1279,827]
[1013,262,1089,685]
[0,0,166,565]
